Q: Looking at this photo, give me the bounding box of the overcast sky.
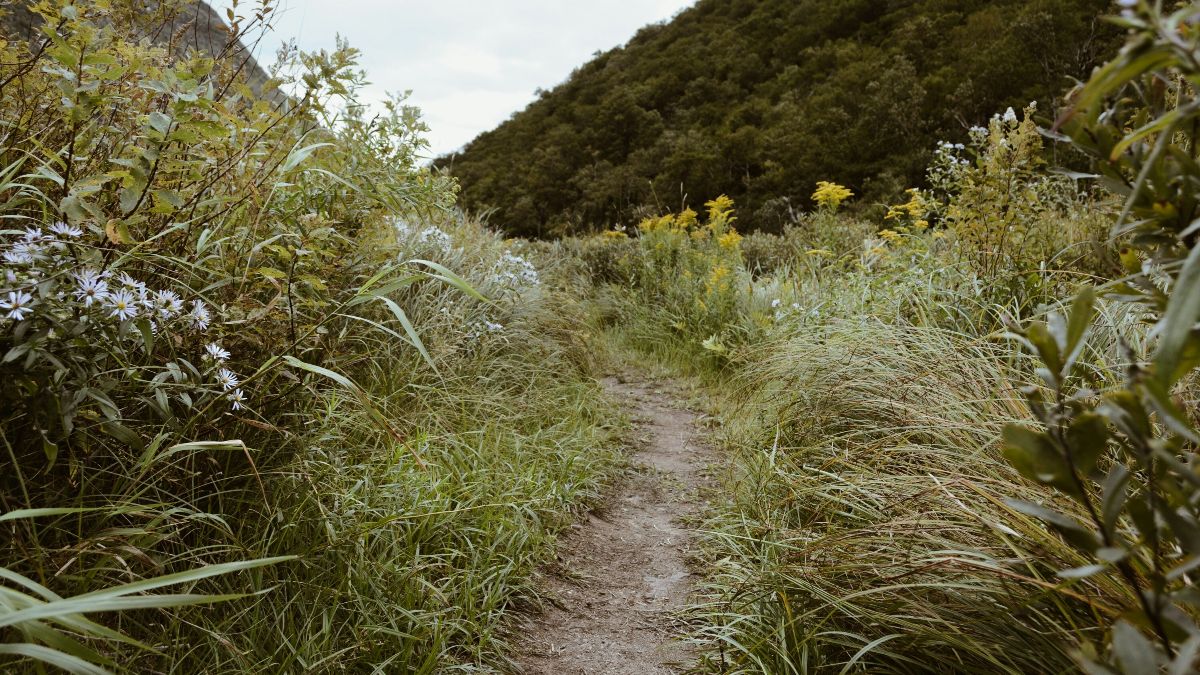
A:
[234,1,694,158]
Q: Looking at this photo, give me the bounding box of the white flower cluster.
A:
[769,298,804,322]
[934,140,971,167]
[1,222,247,411]
[491,251,539,289]
[417,227,454,251]
[393,219,459,257]
[466,318,504,339]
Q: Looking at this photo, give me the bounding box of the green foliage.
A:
[999,4,1200,671]
[0,3,622,671]
[441,0,1121,236]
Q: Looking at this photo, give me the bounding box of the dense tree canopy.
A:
[438,0,1119,237]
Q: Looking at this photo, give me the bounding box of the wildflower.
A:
[3,243,38,265]
[215,368,239,391]
[1,290,34,320]
[74,269,109,307]
[116,272,148,301]
[189,300,211,330]
[49,222,83,238]
[21,227,44,242]
[771,299,782,308]
[152,289,184,319]
[705,195,736,221]
[717,230,742,250]
[1002,107,1018,123]
[227,388,246,411]
[205,343,231,362]
[812,181,854,211]
[106,288,139,321]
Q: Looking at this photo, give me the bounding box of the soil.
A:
[514,374,714,674]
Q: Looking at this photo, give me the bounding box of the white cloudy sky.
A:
[233,1,694,158]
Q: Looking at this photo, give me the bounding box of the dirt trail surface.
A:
[514,374,713,674]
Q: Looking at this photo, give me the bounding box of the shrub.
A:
[999,3,1200,671]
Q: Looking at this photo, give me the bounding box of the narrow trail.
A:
[514,374,714,674]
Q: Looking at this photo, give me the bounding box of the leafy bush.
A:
[0,3,622,672]
[999,3,1200,671]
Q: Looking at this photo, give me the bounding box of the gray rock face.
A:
[1,1,277,100]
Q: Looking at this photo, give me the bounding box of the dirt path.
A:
[514,374,713,674]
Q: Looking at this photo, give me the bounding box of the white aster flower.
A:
[189,299,211,330]
[49,221,83,238]
[215,368,239,391]
[227,388,246,411]
[152,289,184,318]
[205,343,231,362]
[1,290,34,320]
[74,269,109,307]
[3,241,43,265]
[106,288,138,321]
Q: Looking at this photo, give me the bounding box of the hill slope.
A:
[439,0,1118,237]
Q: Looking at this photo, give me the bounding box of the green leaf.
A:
[1064,287,1096,369]
[1001,424,1076,494]
[1111,620,1159,675]
[377,297,437,371]
[408,259,489,302]
[1066,412,1109,478]
[0,507,113,523]
[42,436,58,469]
[0,644,109,675]
[1101,464,1131,534]
[100,422,143,452]
[281,142,334,173]
[282,355,361,394]
[1154,240,1200,385]
[147,111,172,135]
[72,556,294,601]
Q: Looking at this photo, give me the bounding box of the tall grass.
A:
[690,312,1138,673]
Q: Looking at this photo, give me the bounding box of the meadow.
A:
[3,1,1200,674]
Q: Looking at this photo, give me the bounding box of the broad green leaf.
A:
[1111,620,1158,675]
[1154,240,1200,385]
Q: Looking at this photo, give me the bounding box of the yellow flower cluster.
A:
[717,230,742,250]
[705,195,736,222]
[812,181,854,212]
[885,188,927,223]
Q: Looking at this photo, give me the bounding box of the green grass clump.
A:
[690,318,1134,673]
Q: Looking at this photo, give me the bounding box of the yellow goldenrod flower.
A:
[705,195,735,221]
[717,230,742,250]
[812,181,854,211]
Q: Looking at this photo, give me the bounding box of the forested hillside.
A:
[440,0,1119,236]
